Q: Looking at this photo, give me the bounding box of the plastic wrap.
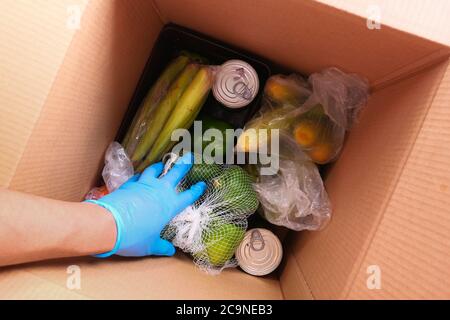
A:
[102,142,134,193]
[237,68,369,164]
[254,157,331,231]
[245,133,332,231]
[236,68,368,230]
[290,68,369,163]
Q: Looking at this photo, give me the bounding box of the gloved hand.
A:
[86,153,206,257]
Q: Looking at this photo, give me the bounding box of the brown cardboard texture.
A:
[0,0,449,299]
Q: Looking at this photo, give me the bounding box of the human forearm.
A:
[0,153,205,266]
[0,189,116,267]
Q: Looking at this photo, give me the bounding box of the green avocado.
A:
[192,115,234,159]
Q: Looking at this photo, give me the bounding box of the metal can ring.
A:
[235,228,283,276]
[213,59,259,108]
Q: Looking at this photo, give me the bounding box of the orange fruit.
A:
[265,79,297,103]
[307,143,334,164]
[293,121,321,147]
[85,185,109,200]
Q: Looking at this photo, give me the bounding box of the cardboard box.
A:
[0,0,449,299]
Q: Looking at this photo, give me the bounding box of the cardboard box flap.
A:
[347,59,450,299]
[0,0,88,188]
[7,0,162,200]
[0,255,283,300]
[317,0,450,46]
[279,248,314,300]
[154,0,449,87]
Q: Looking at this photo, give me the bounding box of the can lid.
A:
[235,228,283,276]
[213,60,259,108]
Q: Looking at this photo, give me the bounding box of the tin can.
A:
[235,228,283,276]
[213,60,259,108]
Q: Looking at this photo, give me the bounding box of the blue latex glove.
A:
[86,153,206,258]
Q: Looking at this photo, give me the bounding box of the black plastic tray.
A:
[115,24,274,142]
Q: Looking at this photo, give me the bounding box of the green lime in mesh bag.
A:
[161,155,258,274]
[184,162,222,185]
[210,166,259,215]
[201,222,246,267]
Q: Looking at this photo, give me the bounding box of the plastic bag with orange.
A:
[236,68,369,164]
[236,68,369,231]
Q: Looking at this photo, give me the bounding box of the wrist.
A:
[84,200,123,257]
[82,201,118,257]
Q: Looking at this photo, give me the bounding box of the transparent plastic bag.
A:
[161,154,259,274]
[289,68,369,163]
[235,67,368,230]
[244,133,331,231]
[264,73,312,108]
[235,74,310,154]
[237,68,369,164]
[84,142,132,199]
[253,158,331,231]
[102,142,134,193]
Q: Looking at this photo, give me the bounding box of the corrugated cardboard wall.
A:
[154,0,446,86]
[1,0,449,299]
[318,0,450,46]
[347,60,450,299]
[0,0,88,187]
[279,249,314,299]
[287,60,450,299]
[0,255,284,300]
[8,0,162,200]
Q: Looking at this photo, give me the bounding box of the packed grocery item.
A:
[236,68,368,230]
[85,185,109,201]
[85,142,133,200]
[161,153,259,274]
[122,55,191,158]
[102,142,134,192]
[121,54,215,171]
[252,159,331,231]
[191,114,234,161]
[235,74,311,154]
[235,228,283,276]
[244,132,332,231]
[236,68,369,164]
[212,59,259,109]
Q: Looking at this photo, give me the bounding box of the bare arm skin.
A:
[0,188,116,267]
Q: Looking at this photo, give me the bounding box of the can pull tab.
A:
[160,153,179,177]
[250,229,265,252]
[233,68,254,100]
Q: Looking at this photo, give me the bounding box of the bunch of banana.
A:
[123,55,190,156]
[122,54,213,171]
